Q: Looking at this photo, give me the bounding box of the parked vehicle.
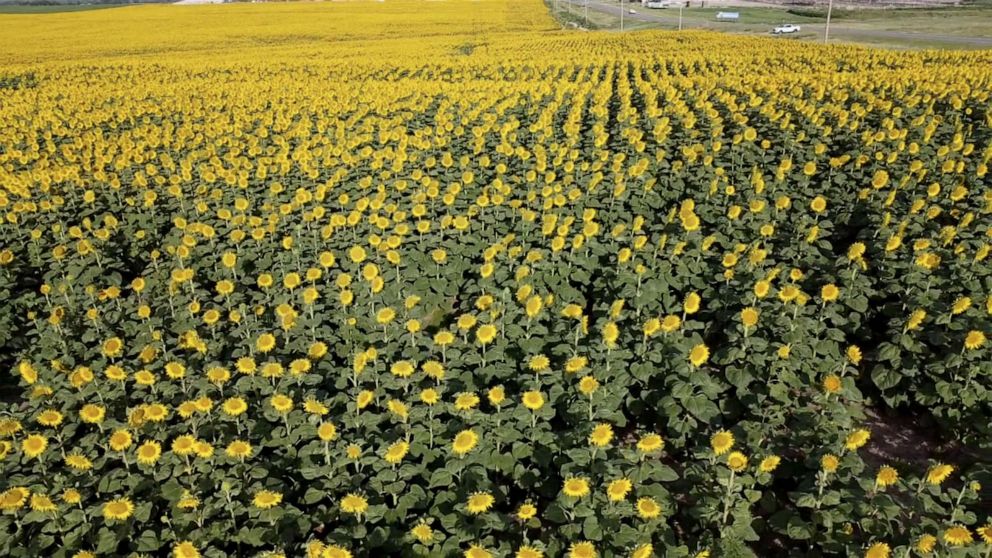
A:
[772,24,801,34]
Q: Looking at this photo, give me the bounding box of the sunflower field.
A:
[0,1,991,557]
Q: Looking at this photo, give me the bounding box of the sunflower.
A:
[22,434,47,459]
[452,430,479,456]
[601,322,619,347]
[759,456,781,473]
[256,333,277,353]
[225,440,252,460]
[309,341,328,360]
[62,489,81,505]
[637,434,663,453]
[683,292,701,314]
[964,330,986,350]
[636,497,661,519]
[270,394,293,414]
[423,361,445,380]
[976,523,992,544]
[303,398,327,414]
[65,453,93,471]
[778,285,800,303]
[102,337,123,358]
[476,324,497,345]
[943,525,972,546]
[900,308,926,332]
[915,535,936,553]
[464,544,492,558]
[108,429,132,452]
[740,307,759,328]
[926,463,954,485]
[486,386,505,406]
[173,541,200,558]
[356,390,375,409]
[340,493,369,516]
[105,365,127,381]
[177,491,199,510]
[136,370,158,386]
[79,404,106,424]
[589,423,613,447]
[317,422,338,442]
[454,392,480,411]
[528,354,550,372]
[951,296,972,315]
[252,490,282,509]
[383,441,409,464]
[102,498,135,521]
[821,454,840,473]
[525,295,542,318]
[0,487,29,510]
[844,429,870,451]
[562,477,590,498]
[516,502,537,520]
[136,441,162,465]
[29,494,57,513]
[820,284,840,302]
[727,451,748,472]
[172,435,197,455]
[165,362,186,379]
[193,441,213,459]
[346,445,362,460]
[434,330,455,346]
[410,522,433,543]
[465,492,494,514]
[875,466,898,488]
[864,542,889,558]
[846,345,862,365]
[630,543,653,558]
[823,375,842,393]
[376,307,396,324]
[710,430,734,455]
[522,391,545,411]
[578,376,599,396]
[216,280,234,296]
[568,542,597,558]
[606,478,632,501]
[236,357,257,375]
[516,546,543,558]
[391,360,415,378]
[688,343,710,367]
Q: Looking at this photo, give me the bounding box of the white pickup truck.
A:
[772,24,801,34]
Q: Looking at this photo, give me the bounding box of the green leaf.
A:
[683,394,719,421]
[136,530,163,552]
[871,366,901,390]
[582,515,603,540]
[303,487,325,504]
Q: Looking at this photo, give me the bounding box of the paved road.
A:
[575,1,992,47]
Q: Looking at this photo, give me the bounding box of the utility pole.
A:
[678,4,683,30]
[824,0,833,43]
[585,0,588,26]
[620,0,624,31]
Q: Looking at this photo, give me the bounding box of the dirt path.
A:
[582,0,992,47]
